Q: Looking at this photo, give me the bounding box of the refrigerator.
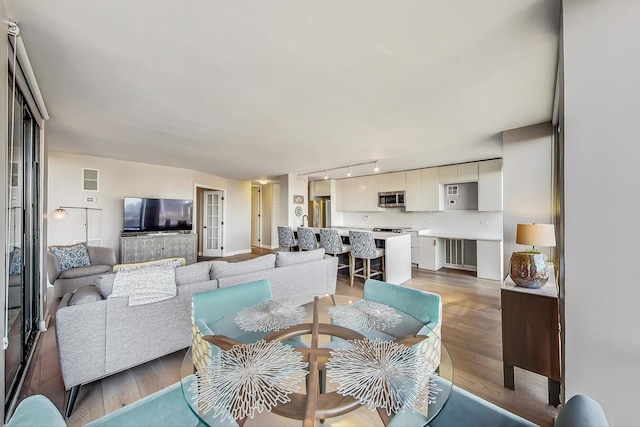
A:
[308,198,331,228]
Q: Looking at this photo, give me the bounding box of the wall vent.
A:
[446,185,459,196]
[82,168,99,191]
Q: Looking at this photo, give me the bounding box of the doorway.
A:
[199,189,223,257]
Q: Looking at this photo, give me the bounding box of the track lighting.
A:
[299,161,380,180]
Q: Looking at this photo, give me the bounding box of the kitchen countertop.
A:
[417,229,502,242]
[309,227,412,239]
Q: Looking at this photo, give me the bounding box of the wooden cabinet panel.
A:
[501,281,560,406]
[457,162,479,182]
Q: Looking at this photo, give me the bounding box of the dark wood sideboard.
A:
[501,274,561,407]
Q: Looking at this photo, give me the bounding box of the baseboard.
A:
[223,249,252,257]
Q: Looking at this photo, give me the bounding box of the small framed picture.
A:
[293,194,304,204]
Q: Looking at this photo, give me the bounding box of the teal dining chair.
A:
[363,278,442,339]
[191,279,273,371]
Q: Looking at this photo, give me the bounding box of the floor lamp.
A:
[51,206,103,244]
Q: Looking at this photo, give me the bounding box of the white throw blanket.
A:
[110,263,177,306]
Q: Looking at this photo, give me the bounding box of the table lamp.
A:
[509,223,556,288]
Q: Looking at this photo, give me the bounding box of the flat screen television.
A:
[123,197,193,233]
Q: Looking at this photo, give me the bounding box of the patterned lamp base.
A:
[509,252,549,289]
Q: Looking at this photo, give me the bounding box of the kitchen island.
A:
[310,227,412,285]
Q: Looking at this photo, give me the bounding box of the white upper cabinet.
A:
[405,170,422,211]
[406,168,442,211]
[421,167,441,211]
[364,175,380,211]
[378,171,406,192]
[335,175,380,212]
[335,178,355,211]
[438,162,479,184]
[312,179,331,198]
[478,159,503,211]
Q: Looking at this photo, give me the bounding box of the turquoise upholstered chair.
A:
[5,395,66,427]
[363,279,442,339]
[191,279,273,371]
[387,390,609,427]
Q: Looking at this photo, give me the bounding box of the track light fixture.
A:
[299,161,380,181]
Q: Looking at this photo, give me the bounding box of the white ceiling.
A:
[7,1,560,181]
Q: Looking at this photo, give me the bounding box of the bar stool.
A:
[277,226,299,252]
[319,229,351,273]
[297,227,319,251]
[348,230,384,287]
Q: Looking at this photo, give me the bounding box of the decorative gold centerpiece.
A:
[510,223,556,289]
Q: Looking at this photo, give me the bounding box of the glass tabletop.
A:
[181,295,454,427]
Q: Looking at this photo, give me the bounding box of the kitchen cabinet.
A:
[378,171,406,192]
[335,178,355,211]
[418,236,445,271]
[409,231,419,265]
[476,240,503,280]
[311,179,331,198]
[405,167,441,212]
[438,162,479,184]
[335,176,379,212]
[363,175,380,211]
[120,233,197,264]
[501,277,560,406]
[478,159,503,211]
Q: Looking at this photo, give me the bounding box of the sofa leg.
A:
[65,385,81,418]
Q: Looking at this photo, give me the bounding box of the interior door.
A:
[251,186,261,247]
[202,190,223,257]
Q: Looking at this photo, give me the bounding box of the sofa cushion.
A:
[59,264,113,279]
[210,254,276,279]
[112,257,185,273]
[175,261,212,286]
[275,248,326,267]
[96,274,115,297]
[49,243,91,272]
[69,285,104,306]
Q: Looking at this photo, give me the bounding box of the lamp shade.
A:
[51,208,68,220]
[515,223,556,247]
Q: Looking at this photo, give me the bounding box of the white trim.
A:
[8,28,49,120]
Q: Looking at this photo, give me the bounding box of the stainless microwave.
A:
[378,191,405,208]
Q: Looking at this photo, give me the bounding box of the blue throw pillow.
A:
[49,243,91,272]
[9,247,21,276]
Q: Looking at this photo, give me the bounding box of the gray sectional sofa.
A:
[55,249,337,416]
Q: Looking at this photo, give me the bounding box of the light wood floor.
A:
[19,249,558,426]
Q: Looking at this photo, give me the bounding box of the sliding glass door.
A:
[4,77,41,409]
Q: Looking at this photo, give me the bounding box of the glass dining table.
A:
[180,294,454,427]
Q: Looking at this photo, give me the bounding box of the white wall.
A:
[47,152,252,259]
[503,123,554,273]
[278,174,308,227]
[563,1,640,424]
